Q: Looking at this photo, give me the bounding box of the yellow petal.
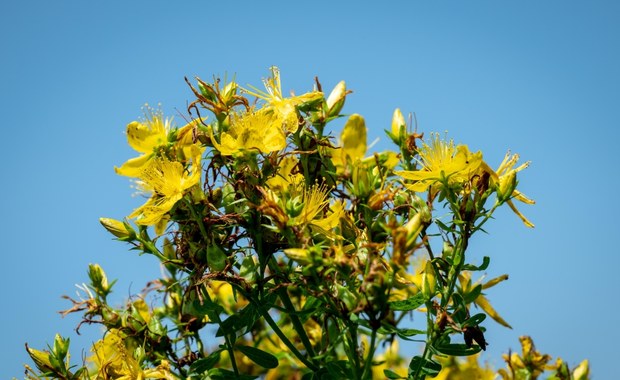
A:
[126,117,169,153]
[475,294,512,329]
[115,154,152,177]
[482,274,509,290]
[507,200,535,228]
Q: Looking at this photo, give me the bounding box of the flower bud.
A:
[53,334,70,359]
[572,359,589,380]
[88,263,113,298]
[285,196,304,218]
[391,108,406,142]
[326,80,347,117]
[26,346,53,372]
[411,195,431,223]
[421,260,436,299]
[335,284,358,311]
[497,169,517,203]
[99,217,136,240]
[405,213,422,249]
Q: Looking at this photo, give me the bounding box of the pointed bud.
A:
[88,263,113,298]
[422,260,436,299]
[391,108,406,142]
[53,334,70,359]
[326,81,347,117]
[26,345,54,372]
[405,213,422,249]
[335,284,358,311]
[99,217,136,240]
[572,359,589,380]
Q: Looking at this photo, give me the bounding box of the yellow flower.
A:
[129,156,201,226]
[395,133,483,192]
[115,108,172,177]
[88,329,173,379]
[207,280,248,314]
[210,109,286,156]
[371,339,408,379]
[435,355,496,380]
[243,66,323,133]
[499,336,552,379]
[480,151,535,228]
[265,155,304,191]
[262,177,342,237]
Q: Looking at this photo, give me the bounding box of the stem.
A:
[184,199,240,377]
[347,323,362,380]
[267,258,318,360]
[361,328,378,379]
[201,289,240,376]
[251,212,318,367]
[254,299,319,371]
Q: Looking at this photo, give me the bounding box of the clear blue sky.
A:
[2,1,618,378]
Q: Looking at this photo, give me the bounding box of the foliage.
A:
[24,67,587,379]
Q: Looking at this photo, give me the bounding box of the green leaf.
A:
[237,345,279,369]
[207,245,227,272]
[463,284,482,304]
[215,314,239,337]
[189,350,222,374]
[388,293,426,311]
[462,313,487,328]
[325,360,353,379]
[191,299,224,319]
[379,324,426,340]
[434,343,482,356]
[463,256,490,271]
[207,368,257,380]
[384,369,406,379]
[396,328,426,340]
[409,356,442,377]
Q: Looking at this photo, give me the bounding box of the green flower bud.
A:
[411,195,431,223]
[26,345,53,372]
[88,263,113,298]
[99,217,136,240]
[335,284,358,311]
[53,334,70,360]
[285,196,304,218]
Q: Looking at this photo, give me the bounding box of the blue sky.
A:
[2,1,618,378]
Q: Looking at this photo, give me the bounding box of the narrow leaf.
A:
[435,342,482,356]
[388,293,426,311]
[237,345,279,369]
[384,369,406,379]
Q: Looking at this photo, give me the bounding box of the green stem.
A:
[361,328,378,379]
[254,299,319,371]
[347,323,362,380]
[201,289,240,376]
[184,199,240,377]
[251,214,318,366]
[267,258,318,360]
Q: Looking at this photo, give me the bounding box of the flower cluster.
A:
[25,68,587,380]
